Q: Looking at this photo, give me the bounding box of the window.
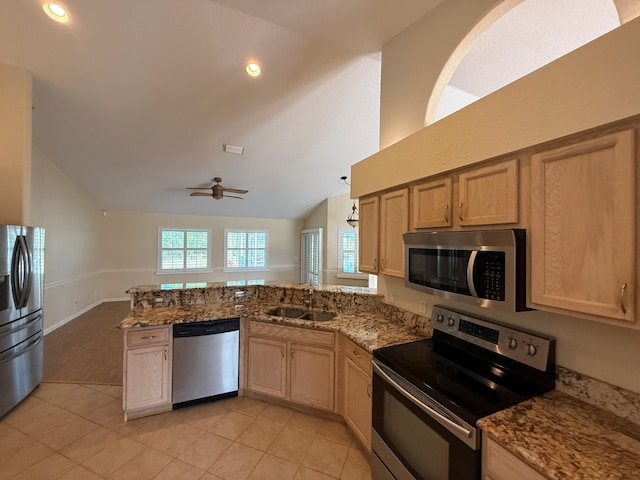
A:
[338,228,366,278]
[224,229,269,271]
[158,228,211,273]
[301,228,322,286]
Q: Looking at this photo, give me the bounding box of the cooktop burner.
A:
[373,306,555,424]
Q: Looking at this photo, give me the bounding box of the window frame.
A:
[337,227,367,279]
[301,228,323,286]
[157,228,212,274]
[223,229,270,272]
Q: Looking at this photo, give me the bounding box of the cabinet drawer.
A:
[127,327,170,348]
[484,437,548,480]
[342,336,371,373]
[250,321,334,347]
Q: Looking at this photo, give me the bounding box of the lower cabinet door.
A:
[289,343,335,410]
[247,337,287,399]
[344,356,372,449]
[125,345,170,411]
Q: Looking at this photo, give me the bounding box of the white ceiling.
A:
[0,0,626,220]
[0,0,444,220]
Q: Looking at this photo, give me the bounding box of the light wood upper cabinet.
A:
[123,326,172,420]
[379,188,409,277]
[530,129,635,322]
[458,158,519,226]
[358,195,379,274]
[411,176,452,228]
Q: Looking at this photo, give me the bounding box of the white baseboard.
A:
[43,299,106,336]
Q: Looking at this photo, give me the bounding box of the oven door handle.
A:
[373,362,474,440]
[467,250,478,298]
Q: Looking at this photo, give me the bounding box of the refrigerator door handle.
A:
[10,236,32,309]
[0,333,42,364]
[0,311,43,336]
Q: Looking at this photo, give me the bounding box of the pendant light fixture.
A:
[341,176,359,227]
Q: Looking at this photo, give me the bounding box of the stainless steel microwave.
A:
[403,229,527,312]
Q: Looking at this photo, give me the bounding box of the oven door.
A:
[371,361,481,480]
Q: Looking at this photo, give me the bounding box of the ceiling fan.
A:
[187,177,248,200]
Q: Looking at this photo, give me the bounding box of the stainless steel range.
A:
[371,305,555,480]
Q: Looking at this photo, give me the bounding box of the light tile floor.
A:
[0,383,372,480]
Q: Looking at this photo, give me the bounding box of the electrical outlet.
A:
[388,291,395,304]
[418,300,426,314]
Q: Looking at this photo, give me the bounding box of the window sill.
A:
[337,272,368,280]
[222,268,270,273]
[156,269,213,275]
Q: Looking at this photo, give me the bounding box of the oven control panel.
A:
[431,305,554,371]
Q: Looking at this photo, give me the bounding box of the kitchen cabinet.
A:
[411,176,452,228]
[379,188,409,277]
[457,158,519,226]
[123,326,172,420]
[358,195,379,273]
[247,321,336,411]
[340,336,372,450]
[530,129,635,323]
[358,188,409,277]
[483,436,548,480]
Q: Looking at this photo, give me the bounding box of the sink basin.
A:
[266,307,336,322]
[298,311,336,322]
[266,307,306,318]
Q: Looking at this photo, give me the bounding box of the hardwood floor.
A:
[43,302,130,386]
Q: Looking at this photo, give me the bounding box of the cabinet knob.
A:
[458,202,464,222]
[164,348,167,361]
[353,350,361,358]
[444,204,449,224]
[141,335,157,340]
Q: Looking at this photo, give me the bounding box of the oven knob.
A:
[526,343,538,356]
[507,337,518,349]
[447,317,455,327]
[436,314,444,323]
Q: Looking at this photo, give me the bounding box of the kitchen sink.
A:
[299,311,336,321]
[266,307,306,318]
[266,307,336,322]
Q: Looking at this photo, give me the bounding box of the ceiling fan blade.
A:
[223,194,244,199]
[190,192,213,197]
[187,187,212,190]
[223,188,248,194]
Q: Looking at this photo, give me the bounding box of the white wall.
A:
[30,146,104,332]
[100,211,303,299]
[353,15,640,394]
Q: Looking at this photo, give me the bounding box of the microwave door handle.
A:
[467,251,479,298]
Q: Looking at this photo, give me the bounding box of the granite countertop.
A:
[478,389,640,480]
[119,301,427,352]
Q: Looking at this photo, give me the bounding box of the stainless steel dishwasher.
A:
[172,318,239,408]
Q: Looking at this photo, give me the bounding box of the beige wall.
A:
[0,64,32,225]
[30,146,104,332]
[354,15,640,394]
[100,211,303,299]
[355,16,640,198]
[304,194,367,287]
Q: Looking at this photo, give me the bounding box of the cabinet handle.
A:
[620,283,628,314]
[164,348,167,361]
[281,346,285,358]
[373,257,378,270]
[458,202,464,222]
[291,347,295,359]
[367,383,372,398]
[444,204,449,223]
[380,258,385,269]
[141,335,157,340]
[352,350,361,358]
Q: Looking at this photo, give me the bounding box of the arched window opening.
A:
[431,0,621,123]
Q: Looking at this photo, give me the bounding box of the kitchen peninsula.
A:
[120,281,429,448]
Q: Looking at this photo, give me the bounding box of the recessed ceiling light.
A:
[42,2,69,23]
[223,143,245,155]
[245,63,261,77]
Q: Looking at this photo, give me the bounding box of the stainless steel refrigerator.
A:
[0,225,45,417]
